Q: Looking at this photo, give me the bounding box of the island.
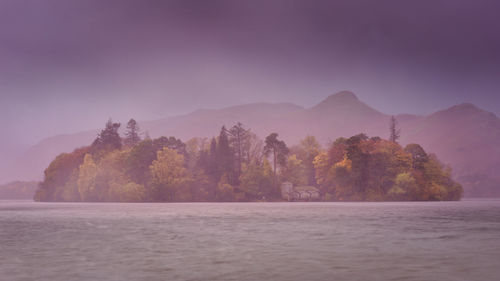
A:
[34,119,462,202]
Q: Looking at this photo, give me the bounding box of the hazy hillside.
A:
[271,91,389,145]
[142,102,304,140]
[2,91,499,197]
[399,103,500,197]
[0,181,39,199]
[3,131,98,183]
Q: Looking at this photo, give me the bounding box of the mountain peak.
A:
[312,91,360,109]
[453,102,479,111]
[442,102,483,115]
[325,91,359,102]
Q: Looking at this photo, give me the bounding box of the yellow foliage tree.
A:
[149,147,192,201]
[77,154,98,201]
[108,181,146,202]
[280,154,307,187]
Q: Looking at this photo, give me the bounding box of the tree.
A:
[404,143,429,170]
[217,126,235,184]
[216,174,236,202]
[108,181,146,202]
[124,118,141,147]
[263,133,289,189]
[228,122,251,180]
[389,116,401,143]
[34,146,90,201]
[77,154,98,201]
[388,172,418,200]
[125,139,157,186]
[280,155,307,187]
[153,136,187,157]
[292,136,322,186]
[149,147,192,201]
[92,119,122,152]
[346,134,370,197]
[94,149,130,201]
[239,160,274,200]
[246,132,264,164]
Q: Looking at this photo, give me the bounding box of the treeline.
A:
[34,119,462,202]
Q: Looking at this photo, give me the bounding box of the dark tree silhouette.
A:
[263,133,289,180]
[389,116,401,143]
[228,122,250,180]
[124,118,141,147]
[92,119,122,151]
[217,126,235,184]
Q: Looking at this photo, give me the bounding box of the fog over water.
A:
[1,200,499,281]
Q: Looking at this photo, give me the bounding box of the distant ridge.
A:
[2,91,499,197]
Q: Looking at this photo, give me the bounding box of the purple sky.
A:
[1,0,500,153]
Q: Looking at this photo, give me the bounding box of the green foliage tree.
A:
[263,133,289,180]
[292,136,322,186]
[228,122,251,181]
[388,172,418,200]
[108,181,146,202]
[92,119,122,153]
[216,174,236,201]
[124,118,141,147]
[239,160,274,200]
[279,155,307,187]
[126,139,157,186]
[217,126,235,184]
[346,134,370,198]
[389,116,401,143]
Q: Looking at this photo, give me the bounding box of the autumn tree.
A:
[34,146,90,201]
[94,150,132,201]
[292,136,322,186]
[404,143,429,170]
[149,147,192,201]
[279,155,307,187]
[77,154,98,201]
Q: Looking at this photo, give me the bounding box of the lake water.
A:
[1,200,499,281]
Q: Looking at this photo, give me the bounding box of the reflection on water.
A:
[1,200,500,281]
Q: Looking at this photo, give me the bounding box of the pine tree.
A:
[92,119,122,151]
[228,122,250,180]
[217,126,235,184]
[263,133,289,185]
[389,116,401,143]
[124,118,141,147]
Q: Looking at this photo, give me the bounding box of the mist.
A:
[1,0,500,185]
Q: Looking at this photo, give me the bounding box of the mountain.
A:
[271,91,389,145]
[142,102,304,140]
[399,103,500,197]
[2,91,499,197]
